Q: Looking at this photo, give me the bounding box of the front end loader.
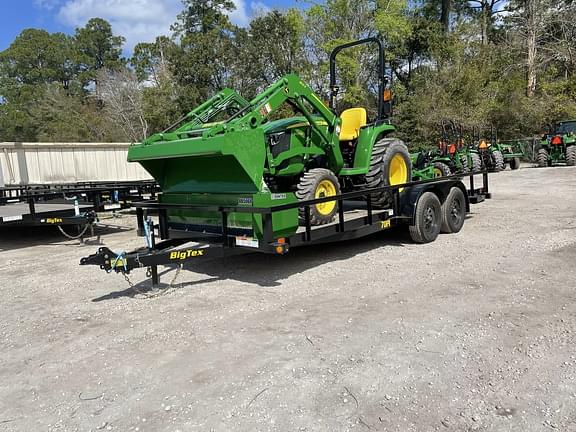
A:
[126,38,411,241]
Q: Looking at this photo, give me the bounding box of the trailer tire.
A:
[566,146,576,166]
[296,168,341,225]
[470,152,482,171]
[440,187,466,234]
[509,157,521,170]
[366,138,412,208]
[537,148,549,167]
[433,162,452,177]
[492,150,505,171]
[409,192,442,243]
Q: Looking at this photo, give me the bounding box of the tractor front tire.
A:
[441,187,466,234]
[409,192,442,243]
[509,157,521,170]
[537,148,549,167]
[296,168,341,226]
[433,162,452,177]
[492,150,505,171]
[470,153,482,171]
[366,138,412,208]
[566,145,576,166]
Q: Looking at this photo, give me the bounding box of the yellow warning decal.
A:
[380,220,391,229]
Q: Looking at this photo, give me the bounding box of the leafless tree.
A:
[97,68,148,142]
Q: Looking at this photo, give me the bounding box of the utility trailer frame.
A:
[81,173,490,286]
[0,180,158,228]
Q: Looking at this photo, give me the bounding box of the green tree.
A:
[74,18,125,88]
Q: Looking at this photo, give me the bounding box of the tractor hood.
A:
[128,127,267,194]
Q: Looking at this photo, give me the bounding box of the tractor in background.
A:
[472,125,504,171]
[537,120,576,167]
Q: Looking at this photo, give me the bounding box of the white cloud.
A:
[251,1,272,17]
[53,0,270,54]
[56,0,181,52]
[229,0,250,27]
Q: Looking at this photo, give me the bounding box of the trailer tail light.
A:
[551,135,562,145]
[275,237,288,254]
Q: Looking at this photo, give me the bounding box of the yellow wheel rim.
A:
[433,167,444,177]
[315,179,337,216]
[389,154,408,189]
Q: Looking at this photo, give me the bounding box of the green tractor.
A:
[127,38,412,234]
[472,125,505,171]
[537,120,576,167]
[412,121,469,180]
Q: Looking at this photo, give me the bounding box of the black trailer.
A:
[0,180,158,229]
[80,173,490,286]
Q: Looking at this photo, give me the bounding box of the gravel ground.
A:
[1,165,575,432]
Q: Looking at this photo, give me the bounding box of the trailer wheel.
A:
[509,157,521,170]
[470,153,482,171]
[537,148,549,167]
[440,187,466,234]
[433,162,452,177]
[492,150,505,171]
[409,192,442,243]
[366,138,412,208]
[296,168,341,225]
[566,146,576,166]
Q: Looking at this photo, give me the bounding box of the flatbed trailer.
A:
[80,172,490,286]
[0,180,158,228]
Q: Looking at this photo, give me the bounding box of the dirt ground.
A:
[1,165,575,432]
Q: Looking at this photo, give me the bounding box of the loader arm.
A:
[205,74,344,171]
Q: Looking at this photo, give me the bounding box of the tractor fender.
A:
[401,181,470,225]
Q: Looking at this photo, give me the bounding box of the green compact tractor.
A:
[472,126,504,171]
[412,121,468,180]
[126,38,411,235]
[537,120,576,167]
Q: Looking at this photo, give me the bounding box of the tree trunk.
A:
[441,0,451,33]
[526,0,538,97]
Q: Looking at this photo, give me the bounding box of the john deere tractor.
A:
[127,38,412,235]
[472,125,504,171]
[537,120,576,167]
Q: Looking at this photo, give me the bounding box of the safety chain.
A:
[123,264,184,299]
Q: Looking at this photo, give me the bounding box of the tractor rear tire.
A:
[366,138,412,208]
[537,148,549,167]
[509,157,521,170]
[433,162,452,177]
[492,150,505,171]
[296,168,341,226]
[470,153,482,171]
[566,146,576,166]
[441,187,466,234]
[409,192,442,244]
[459,154,469,173]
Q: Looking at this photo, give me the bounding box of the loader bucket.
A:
[127,128,267,194]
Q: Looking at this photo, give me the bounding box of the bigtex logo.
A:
[46,218,63,224]
[169,249,205,260]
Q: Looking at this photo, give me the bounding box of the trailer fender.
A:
[401,181,470,225]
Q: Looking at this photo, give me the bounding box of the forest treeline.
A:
[0,0,575,145]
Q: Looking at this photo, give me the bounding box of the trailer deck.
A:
[0,180,158,228]
[81,172,491,286]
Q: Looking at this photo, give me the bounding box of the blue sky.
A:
[0,0,298,55]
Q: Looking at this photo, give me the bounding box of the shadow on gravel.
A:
[0,222,132,252]
[92,227,416,301]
